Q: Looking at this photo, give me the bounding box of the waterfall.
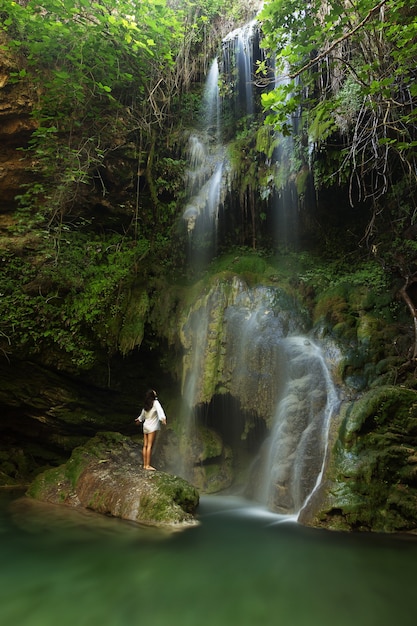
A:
[257,336,339,516]
[176,275,340,516]
[182,21,263,266]
[222,20,258,120]
[182,59,227,268]
[176,300,213,482]
[220,282,339,516]
[176,18,338,518]
[268,62,301,247]
[202,58,220,139]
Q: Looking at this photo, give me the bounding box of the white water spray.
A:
[182,60,227,261]
[258,336,339,516]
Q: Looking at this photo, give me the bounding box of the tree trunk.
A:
[399,275,417,360]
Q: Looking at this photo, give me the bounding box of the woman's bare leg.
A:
[142,434,147,468]
[143,431,157,469]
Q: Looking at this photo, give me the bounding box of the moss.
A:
[201,460,233,493]
[314,293,349,327]
[155,472,199,512]
[26,432,199,526]
[138,473,199,522]
[356,314,380,345]
[26,466,68,500]
[198,427,223,461]
[87,490,108,511]
[118,288,150,355]
[318,386,417,532]
[255,125,276,158]
[295,165,310,196]
[344,386,417,438]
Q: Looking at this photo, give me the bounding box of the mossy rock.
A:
[26,432,200,529]
[343,385,417,438]
[175,423,234,494]
[311,387,417,532]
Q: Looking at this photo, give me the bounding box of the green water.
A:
[0,490,415,626]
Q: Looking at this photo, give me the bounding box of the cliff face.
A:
[0,36,36,214]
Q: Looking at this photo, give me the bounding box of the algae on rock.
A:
[27,432,200,529]
[309,386,417,532]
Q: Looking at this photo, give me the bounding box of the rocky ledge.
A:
[26,432,200,529]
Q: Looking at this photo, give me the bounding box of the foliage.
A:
[0,0,242,228]
[299,256,389,294]
[0,0,250,369]
[258,0,417,210]
[0,229,150,368]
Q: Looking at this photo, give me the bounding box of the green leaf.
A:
[97,82,112,93]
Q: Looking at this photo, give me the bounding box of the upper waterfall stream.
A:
[182,20,264,265]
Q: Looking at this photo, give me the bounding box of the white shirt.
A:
[137,399,167,434]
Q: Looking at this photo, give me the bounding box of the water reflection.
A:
[0,490,416,626]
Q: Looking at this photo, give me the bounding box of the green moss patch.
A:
[319,387,417,532]
[26,432,199,529]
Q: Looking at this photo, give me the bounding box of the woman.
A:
[135,389,167,470]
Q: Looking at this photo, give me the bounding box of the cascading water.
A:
[178,23,264,477]
[202,58,220,139]
[176,303,212,482]
[218,280,339,518]
[177,18,339,519]
[182,21,263,266]
[182,137,225,262]
[268,62,301,246]
[222,20,259,121]
[256,336,339,516]
[176,273,340,517]
[182,58,227,269]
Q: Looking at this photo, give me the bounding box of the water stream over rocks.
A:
[175,275,340,519]
[182,19,264,264]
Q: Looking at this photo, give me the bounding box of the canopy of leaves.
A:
[0,0,249,367]
[0,0,246,221]
[258,0,417,207]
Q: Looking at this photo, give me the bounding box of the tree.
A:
[259,0,417,206]
[0,0,249,367]
[1,0,183,222]
[258,0,417,361]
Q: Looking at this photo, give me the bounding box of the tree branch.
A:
[399,275,417,361]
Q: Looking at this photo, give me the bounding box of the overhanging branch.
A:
[289,0,388,79]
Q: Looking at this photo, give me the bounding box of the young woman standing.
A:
[135,389,167,470]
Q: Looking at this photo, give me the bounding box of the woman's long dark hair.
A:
[143,389,157,411]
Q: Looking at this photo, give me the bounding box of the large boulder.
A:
[302,386,417,533]
[26,432,200,529]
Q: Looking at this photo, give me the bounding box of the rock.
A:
[303,386,417,533]
[0,32,37,210]
[26,432,200,529]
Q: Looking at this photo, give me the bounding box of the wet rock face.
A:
[179,277,307,416]
[0,34,37,211]
[26,432,200,529]
[305,385,417,533]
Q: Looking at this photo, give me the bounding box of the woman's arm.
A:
[154,400,167,424]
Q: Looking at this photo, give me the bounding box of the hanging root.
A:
[398,274,417,362]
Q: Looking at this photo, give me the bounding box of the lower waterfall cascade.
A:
[175,277,340,517]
